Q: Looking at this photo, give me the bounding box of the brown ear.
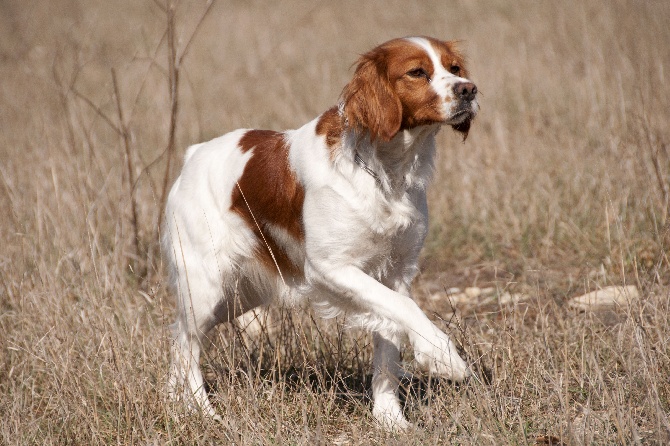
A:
[341,55,402,142]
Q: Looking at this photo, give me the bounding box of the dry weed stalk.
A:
[61,65,146,275]
[640,102,670,227]
[157,0,180,233]
[156,0,216,232]
[111,68,141,274]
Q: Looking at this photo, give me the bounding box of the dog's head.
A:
[341,36,478,142]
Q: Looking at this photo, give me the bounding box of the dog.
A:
[163,36,478,429]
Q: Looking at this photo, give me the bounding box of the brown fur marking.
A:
[315,106,343,159]
[231,130,305,276]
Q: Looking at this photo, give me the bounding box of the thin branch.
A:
[51,53,79,157]
[70,87,123,136]
[157,0,179,232]
[642,112,669,225]
[112,68,141,273]
[178,0,216,66]
[128,31,169,122]
[156,0,217,233]
[150,0,166,13]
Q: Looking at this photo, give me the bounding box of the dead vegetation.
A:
[1,0,669,444]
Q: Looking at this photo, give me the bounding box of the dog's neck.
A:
[345,125,440,195]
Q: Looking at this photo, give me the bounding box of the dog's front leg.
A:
[371,330,410,430]
[306,263,470,381]
[370,276,416,429]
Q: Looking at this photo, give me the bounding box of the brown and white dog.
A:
[163,36,478,429]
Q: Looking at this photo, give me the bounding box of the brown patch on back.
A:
[315,106,343,159]
[231,130,305,276]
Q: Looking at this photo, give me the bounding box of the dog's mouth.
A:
[449,109,474,124]
[448,107,476,139]
[451,117,471,135]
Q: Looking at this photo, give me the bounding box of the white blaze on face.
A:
[405,37,472,122]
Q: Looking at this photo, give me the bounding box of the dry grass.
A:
[1,0,669,444]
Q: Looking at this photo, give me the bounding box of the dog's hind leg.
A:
[234,306,272,350]
[167,253,274,419]
[167,259,230,419]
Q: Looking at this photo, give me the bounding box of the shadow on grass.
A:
[203,348,494,423]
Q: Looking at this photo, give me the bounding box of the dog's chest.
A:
[349,191,423,269]
[365,190,420,236]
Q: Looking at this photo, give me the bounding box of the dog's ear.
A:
[341,53,402,142]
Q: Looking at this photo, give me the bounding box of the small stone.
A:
[464,287,481,298]
[429,292,445,301]
[568,285,639,311]
[498,292,522,305]
[447,292,471,305]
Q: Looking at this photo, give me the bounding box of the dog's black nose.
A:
[454,82,477,101]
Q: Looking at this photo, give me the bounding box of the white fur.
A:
[163,37,476,430]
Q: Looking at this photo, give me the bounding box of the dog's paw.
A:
[372,399,411,431]
[411,328,470,381]
[167,363,220,419]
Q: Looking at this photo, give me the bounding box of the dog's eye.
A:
[407,68,429,80]
[450,65,461,75]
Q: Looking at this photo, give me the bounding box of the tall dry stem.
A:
[112,68,142,275]
[157,0,179,233]
[156,0,215,233]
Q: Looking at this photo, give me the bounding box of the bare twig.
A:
[112,68,141,275]
[156,0,216,232]
[650,141,669,225]
[178,0,216,67]
[640,96,669,225]
[150,0,167,13]
[51,55,78,157]
[70,87,122,136]
[124,33,168,201]
[157,0,180,232]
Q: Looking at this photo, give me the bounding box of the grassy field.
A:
[1,0,669,444]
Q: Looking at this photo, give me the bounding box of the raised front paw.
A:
[411,328,470,381]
